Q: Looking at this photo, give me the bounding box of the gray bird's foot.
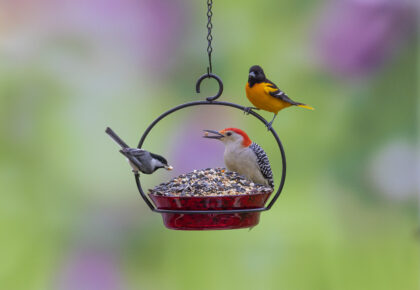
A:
[243,107,260,115]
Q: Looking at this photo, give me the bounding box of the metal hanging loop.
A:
[194,0,223,102]
[196,73,224,102]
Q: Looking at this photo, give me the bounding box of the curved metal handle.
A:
[135,101,286,213]
[195,73,224,102]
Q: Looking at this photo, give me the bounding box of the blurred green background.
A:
[0,0,418,289]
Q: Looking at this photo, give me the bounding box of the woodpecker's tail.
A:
[296,103,314,110]
[105,127,130,148]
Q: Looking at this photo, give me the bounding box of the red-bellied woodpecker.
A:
[106,127,173,174]
[203,127,274,188]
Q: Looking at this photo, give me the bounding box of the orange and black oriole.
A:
[245,65,314,129]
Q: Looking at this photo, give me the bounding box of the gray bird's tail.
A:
[105,127,130,149]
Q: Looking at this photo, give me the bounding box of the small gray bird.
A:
[106,127,173,174]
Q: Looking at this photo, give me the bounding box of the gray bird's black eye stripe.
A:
[150,153,168,165]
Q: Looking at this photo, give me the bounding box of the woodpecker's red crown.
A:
[220,128,252,147]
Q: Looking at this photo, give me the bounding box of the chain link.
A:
[206,0,213,74]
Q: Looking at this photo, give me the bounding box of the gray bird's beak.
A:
[164,165,173,171]
[249,71,256,78]
[203,129,224,140]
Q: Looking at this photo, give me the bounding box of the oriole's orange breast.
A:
[245,82,291,113]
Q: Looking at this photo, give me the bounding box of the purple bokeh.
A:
[316,0,416,77]
[56,250,126,290]
[53,204,140,290]
[56,0,188,69]
[2,0,189,72]
[169,109,234,174]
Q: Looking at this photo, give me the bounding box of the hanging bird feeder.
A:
[114,0,286,230]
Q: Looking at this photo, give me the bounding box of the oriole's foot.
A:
[244,107,260,115]
[266,113,278,130]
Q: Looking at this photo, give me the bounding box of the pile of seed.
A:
[149,168,273,196]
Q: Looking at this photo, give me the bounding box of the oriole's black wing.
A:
[265,78,301,105]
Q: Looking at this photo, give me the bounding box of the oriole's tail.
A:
[297,104,314,110]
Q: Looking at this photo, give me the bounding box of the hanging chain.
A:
[196,0,223,101]
[206,0,213,74]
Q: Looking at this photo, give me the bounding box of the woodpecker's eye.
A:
[226,132,232,136]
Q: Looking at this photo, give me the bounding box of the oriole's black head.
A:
[248,65,266,87]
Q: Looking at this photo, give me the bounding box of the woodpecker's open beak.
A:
[164,165,173,171]
[249,71,256,78]
[203,129,224,140]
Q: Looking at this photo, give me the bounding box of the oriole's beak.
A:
[203,130,224,140]
[249,71,256,78]
[165,165,173,171]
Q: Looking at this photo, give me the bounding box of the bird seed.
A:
[149,168,273,196]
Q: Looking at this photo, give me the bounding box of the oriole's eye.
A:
[227,132,232,136]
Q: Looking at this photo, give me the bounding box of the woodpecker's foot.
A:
[243,107,260,115]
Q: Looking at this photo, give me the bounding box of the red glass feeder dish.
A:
[132,74,287,230]
[148,192,272,230]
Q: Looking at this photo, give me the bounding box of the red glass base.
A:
[149,192,271,230]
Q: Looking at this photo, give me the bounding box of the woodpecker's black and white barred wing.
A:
[250,142,274,188]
